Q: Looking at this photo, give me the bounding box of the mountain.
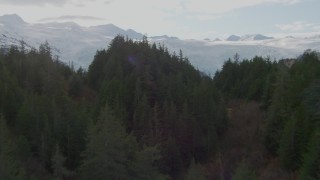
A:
[1,14,320,74]
[151,38,296,73]
[0,14,145,68]
[88,24,143,39]
[226,34,274,41]
[227,35,241,41]
[150,35,179,41]
[0,14,26,26]
[253,34,274,40]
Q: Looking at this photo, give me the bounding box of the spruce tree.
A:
[185,159,207,180]
[78,106,165,179]
[299,129,320,180]
[52,145,71,180]
[232,160,257,180]
[278,117,300,170]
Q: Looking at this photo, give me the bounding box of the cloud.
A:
[0,0,98,6]
[313,25,320,31]
[276,21,318,32]
[184,30,219,39]
[0,0,67,6]
[186,13,221,21]
[104,0,114,5]
[0,0,310,39]
[0,0,301,11]
[39,15,107,22]
[176,0,301,14]
[150,0,301,23]
[191,14,221,21]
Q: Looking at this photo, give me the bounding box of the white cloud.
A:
[192,14,221,21]
[39,15,107,22]
[313,25,320,31]
[181,0,300,14]
[281,0,300,5]
[0,0,300,13]
[276,21,318,32]
[0,0,97,6]
[0,0,310,39]
[184,30,220,39]
[0,0,67,6]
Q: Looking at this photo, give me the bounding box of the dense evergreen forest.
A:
[0,36,319,180]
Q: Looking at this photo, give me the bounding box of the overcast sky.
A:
[0,0,319,39]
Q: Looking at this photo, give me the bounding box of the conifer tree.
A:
[78,106,164,179]
[278,117,300,170]
[299,129,320,180]
[52,145,71,180]
[0,115,24,179]
[232,160,257,180]
[185,159,207,180]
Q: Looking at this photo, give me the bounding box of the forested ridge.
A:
[0,36,319,180]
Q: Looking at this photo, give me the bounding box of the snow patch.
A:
[1,14,320,74]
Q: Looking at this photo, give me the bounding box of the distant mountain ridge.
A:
[225,34,274,41]
[227,35,241,41]
[0,14,26,25]
[226,34,274,41]
[1,14,320,73]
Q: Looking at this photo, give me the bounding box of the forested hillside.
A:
[0,36,227,180]
[0,36,319,180]
[214,51,320,179]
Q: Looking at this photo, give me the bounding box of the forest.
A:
[0,36,319,180]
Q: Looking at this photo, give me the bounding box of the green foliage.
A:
[87,35,228,175]
[0,115,26,180]
[232,160,257,180]
[278,117,301,170]
[78,106,165,180]
[214,56,277,101]
[2,36,319,179]
[185,159,207,180]
[52,145,72,180]
[299,129,320,180]
[16,135,31,161]
[213,50,320,178]
[0,43,92,178]
[1,37,224,179]
[267,50,320,173]
[134,145,167,180]
[158,137,183,177]
[303,79,320,122]
[264,66,291,154]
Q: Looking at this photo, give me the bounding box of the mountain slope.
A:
[1,14,320,73]
[0,14,144,68]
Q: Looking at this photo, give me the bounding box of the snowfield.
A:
[1,14,320,74]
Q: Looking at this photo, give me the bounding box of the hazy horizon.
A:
[0,0,319,39]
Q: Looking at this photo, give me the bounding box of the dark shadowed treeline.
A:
[0,36,227,180]
[0,42,94,180]
[214,50,320,180]
[0,36,319,180]
[87,36,227,179]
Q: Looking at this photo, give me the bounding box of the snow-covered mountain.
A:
[226,34,273,41]
[0,14,145,68]
[227,35,241,41]
[1,14,320,74]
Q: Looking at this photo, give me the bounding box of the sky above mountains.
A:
[0,0,319,39]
